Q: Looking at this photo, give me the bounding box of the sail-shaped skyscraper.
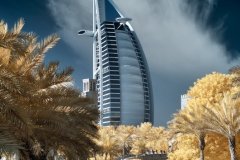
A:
[79,0,153,126]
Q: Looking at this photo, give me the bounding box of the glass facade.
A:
[94,0,153,126]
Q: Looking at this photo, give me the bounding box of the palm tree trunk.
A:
[122,142,125,157]
[104,153,108,160]
[198,134,205,160]
[228,136,236,160]
[94,152,97,160]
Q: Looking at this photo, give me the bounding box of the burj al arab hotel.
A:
[79,0,154,126]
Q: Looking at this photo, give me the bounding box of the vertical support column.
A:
[94,0,103,125]
[93,0,96,79]
[14,149,20,160]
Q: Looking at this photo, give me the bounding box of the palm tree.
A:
[146,126,169,153]
[0,19,32,151]
[0,19,63,157]
[116,125,135,157]
[0,19,99,159]
[29,88,99,159]
[168,102,207,160]
[97,126,119,160]
[131,122,152,155]
[20,33,98,160]
[203,94,240,160]
[22,59,99,159]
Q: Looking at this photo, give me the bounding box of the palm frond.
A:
[37,34,60,54]
[202,94,240,137]
[12,18,24,35]
[0,20,8,36]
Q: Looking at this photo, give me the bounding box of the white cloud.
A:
[47,0,93,61]
[47,0,239,125]
[114,0,235,75]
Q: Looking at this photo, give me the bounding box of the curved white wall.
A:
[116,31,145,125]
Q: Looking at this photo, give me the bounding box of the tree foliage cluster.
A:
[94,123,169,160]
[0,19,99,160]
[168,71,240,160]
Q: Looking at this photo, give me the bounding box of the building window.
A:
[111,108,120,112]
[103,117,120,122]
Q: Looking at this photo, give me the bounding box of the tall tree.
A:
[0,19,33,150]
[0,19,99,159]
[116,125,135,157]
[96,126,119,160]
[146,126,169,153]
[130,123,152,155]
[169,102,207,160]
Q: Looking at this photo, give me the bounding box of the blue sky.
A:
[1,0,240,126]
